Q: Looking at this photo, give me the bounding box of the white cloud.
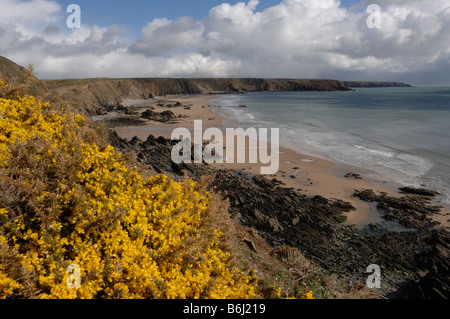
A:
[0,0,449,84]
[130,17,205,57]
[0,0,61,38]
[0,0,61,24]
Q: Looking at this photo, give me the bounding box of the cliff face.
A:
[43,77,351,115]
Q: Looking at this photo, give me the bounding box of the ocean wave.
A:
[353,145,395,158]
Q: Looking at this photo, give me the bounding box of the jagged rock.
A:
[252,175,275,189]
[354,189,379,202]
[399,187,440,197]
[345,172,362,179]
[140,109,178,122]
[401,229,450,299]
[354,189,442,229]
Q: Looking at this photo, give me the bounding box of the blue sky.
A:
[0,0,449,84]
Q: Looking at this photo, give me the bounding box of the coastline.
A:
[110,93,450,230]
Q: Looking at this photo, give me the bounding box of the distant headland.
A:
[340,81,412,88]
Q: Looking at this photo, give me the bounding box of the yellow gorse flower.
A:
[0,80,257,299]
[301,290,314,299]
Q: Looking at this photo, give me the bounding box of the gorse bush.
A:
[0,80,257,299]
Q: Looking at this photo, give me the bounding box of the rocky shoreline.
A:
[109,131,449,299]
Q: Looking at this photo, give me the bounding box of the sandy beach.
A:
[112,94,450,229]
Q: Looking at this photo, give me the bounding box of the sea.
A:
[209,86,450,207]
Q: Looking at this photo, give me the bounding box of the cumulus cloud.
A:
[0,0,61,34]
[0,0,449,83]
[130,17,205,57]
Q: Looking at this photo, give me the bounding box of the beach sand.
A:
[112,94,450,229]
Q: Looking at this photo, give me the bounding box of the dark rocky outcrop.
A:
[140,109,182,123]
[395,229,450,299]
[354,189,441,229]
[399,187,440,197]
[345,172,362,179]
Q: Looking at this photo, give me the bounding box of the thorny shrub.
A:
[0,80,258,299]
